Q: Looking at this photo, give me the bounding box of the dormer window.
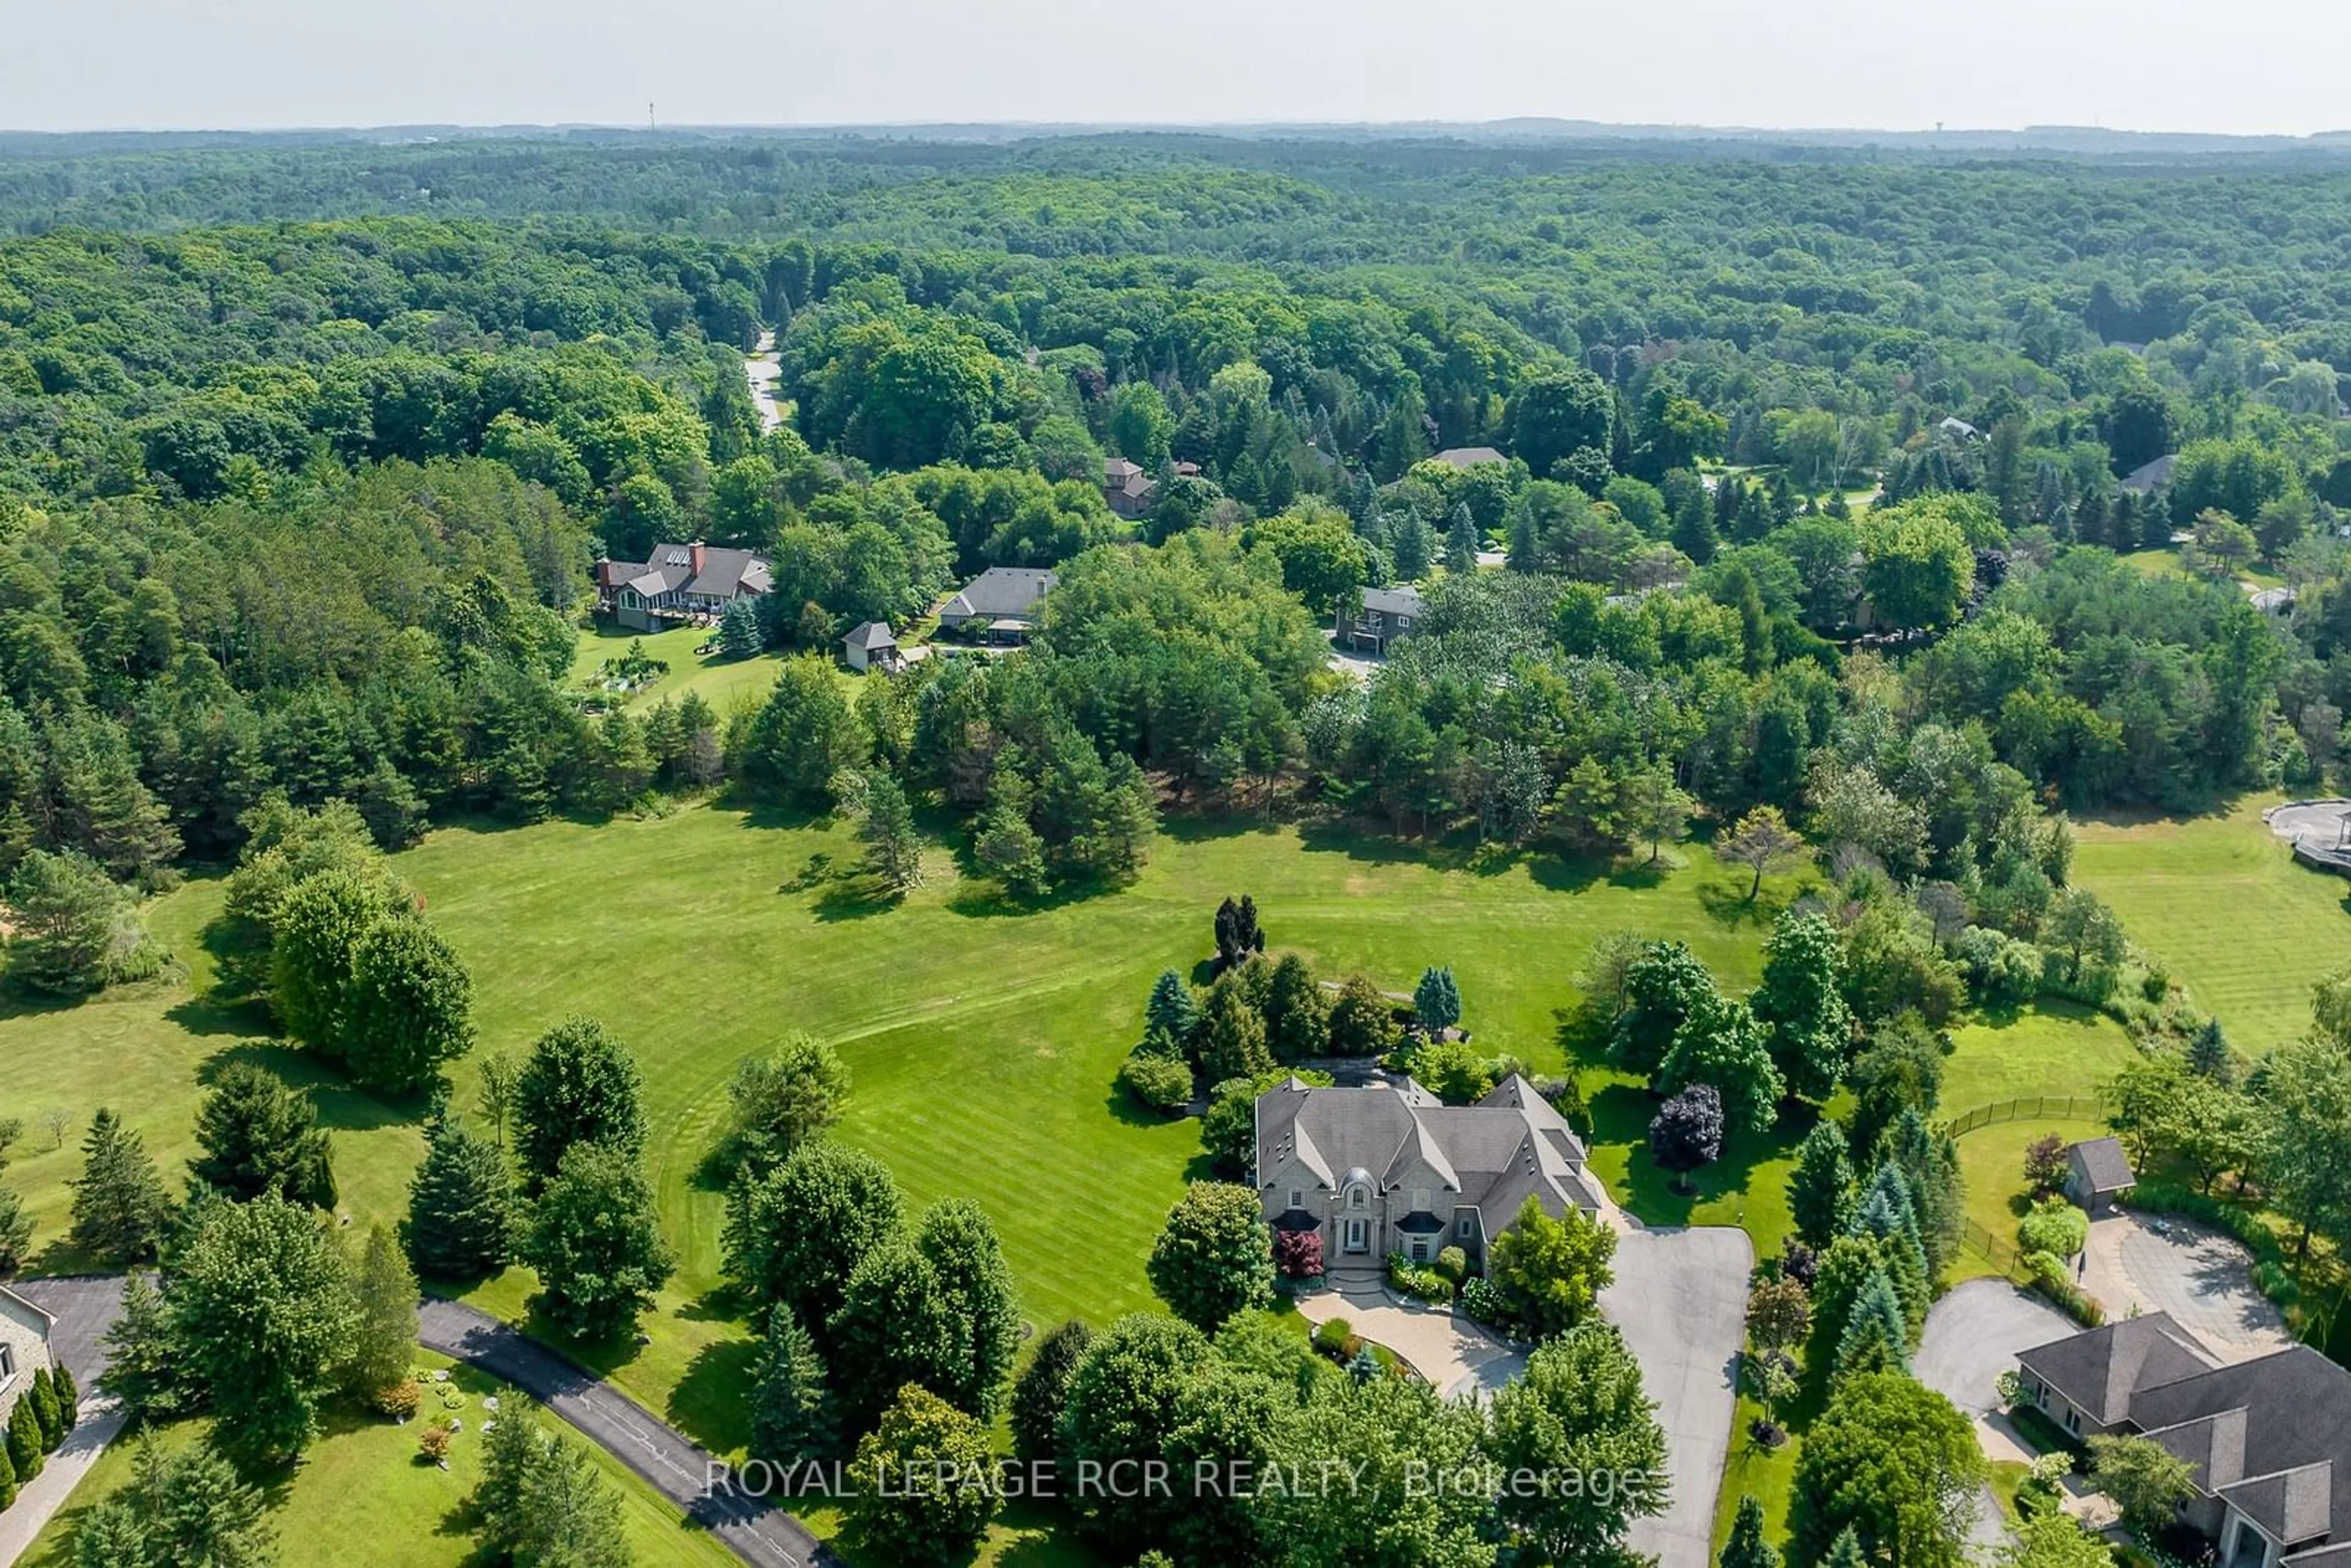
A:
[1288,1188,1305,1211]
[1348,1186,1368,1210]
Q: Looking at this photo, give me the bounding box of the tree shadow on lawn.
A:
[667,1335,759,1457]
[1153,806,1294,847]
[1592,1082,1814,1232]
[164,989,268,1038]
[1101,1086,1192,1133]
[198,1038,422,1135]
[1694,879,1795,931]
[987,1501,1111,1568]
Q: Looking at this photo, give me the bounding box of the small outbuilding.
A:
[2064,1135,2137,1217]
[841,621,899,673]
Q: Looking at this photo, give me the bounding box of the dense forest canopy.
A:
[1,132,2349,970]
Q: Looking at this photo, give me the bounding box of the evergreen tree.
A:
[1832,1269,1911,1381]
[1197,970,1274,1082]
[1144,968,1201,1050]
[4,849,133,996]
[718,598,765,659]
[1849,1179,1932,1337]
[28,1365,61,1449]
[188,1061,337,1209]
[1671,489,1719,565]
[2189,1019,2235,1086]
[53,1363,76,1430]
[1262,953,1331,1064]
[1390,516,1434,580]
[1413,965,1463,1035]
[1821,1526,1869,1568]
[749,1303,833,1465]
[0,1188,32,1277]
[511,1429,631,1568]
[402,1113,516,1280]
[1444,504,1479,573]
[73,1433,277,1568]
[7,1390,42,1483]
[1787,1121,1856,1248]
[1885,1107,1966,1281]
[97,1272,190,1424]
[67,1107,172,1264]
[1011,1318,1093,1466]
[1720,1494,1781,1568]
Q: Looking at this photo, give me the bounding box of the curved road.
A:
[417,1299,834,1568]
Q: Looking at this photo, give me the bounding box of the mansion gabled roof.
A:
[1254,1073,1599,1221]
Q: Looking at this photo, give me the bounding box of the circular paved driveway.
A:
[2082,1212,2293,1360]
[1916,1278,2078,1416]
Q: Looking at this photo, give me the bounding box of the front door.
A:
[1343,1218,1368,1253]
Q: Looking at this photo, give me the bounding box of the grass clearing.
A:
[21,1350,738,1568]
[569,623,789,718]
[0,801,2146,1561]
[2075,796,2351,1050]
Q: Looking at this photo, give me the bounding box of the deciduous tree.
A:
[169,1193,359,1465]
[1147,1182,1274,1332]
[512,1015,647,1190]
[518,1141,673,1343]
[845,1385,1002,1564]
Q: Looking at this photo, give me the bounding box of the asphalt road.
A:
[1598,1225,1753,1568]
[417,1299,835,1568]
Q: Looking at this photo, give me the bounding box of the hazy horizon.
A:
[10,0,2349,139]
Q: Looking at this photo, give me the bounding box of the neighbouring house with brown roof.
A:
[1103,457,1160,520]
[1253,1075,1603,1277]
[598,541,771,632]
[2064,1135,2137,1216]
[2017,1314,2351,1568]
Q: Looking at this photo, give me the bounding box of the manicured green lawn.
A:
[570,623,790,719]
[22,1351,738,1567]
[2075,795,2351,1051]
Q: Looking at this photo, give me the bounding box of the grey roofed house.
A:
[1938,415,1984,441]
[1338,583,1427,655]
[598,541,771,631]
[1430,446,1508,469]
[1253,1073,1603,1276]
[2015,1316,2351,1566]
[840,620,899,672]
[2064,1135,2137,1215]
[2015,1310,2216,1430]
[937,566,1057,635]
[2121,452,2180,494]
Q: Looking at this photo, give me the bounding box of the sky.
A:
[6,0,2347,137]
